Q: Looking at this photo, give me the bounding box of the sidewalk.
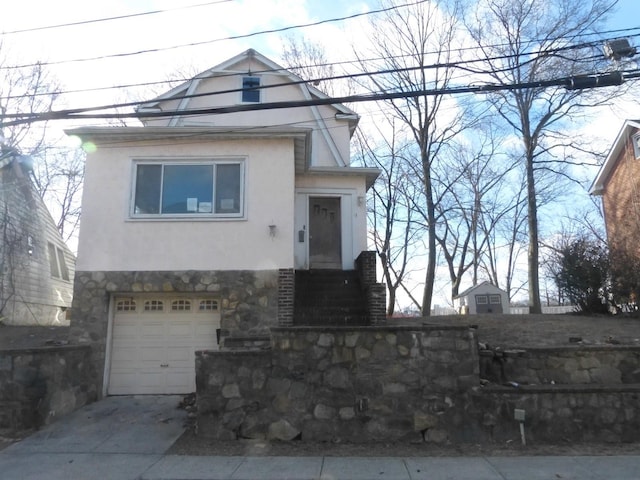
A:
[1,396,639,480]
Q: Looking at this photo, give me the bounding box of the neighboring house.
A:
[453,281,509,315]
[67,49,382,396]
[0,148,75,326]
[590,119,640,301]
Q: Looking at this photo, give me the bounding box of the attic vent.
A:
[633,133,640,159]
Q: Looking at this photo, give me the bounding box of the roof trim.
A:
[590,119,640,195]
[453,281,505,299]
[136,49,359,124]
[305,166,381,191]
[66,125,312,142]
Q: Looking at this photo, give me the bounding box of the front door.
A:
[308,196,342,269]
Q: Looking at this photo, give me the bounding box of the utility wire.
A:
[0,1,234,35]
[0,0,430,71]
[0,30,626,105]
[3,70,637,128]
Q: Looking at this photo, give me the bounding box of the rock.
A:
[268,419,300,441]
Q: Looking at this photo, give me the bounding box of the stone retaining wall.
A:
[196,325,480,443]
[477,384,640,443]
[197,326,640,445]
[0,345,97,435]
[480,346,640,385]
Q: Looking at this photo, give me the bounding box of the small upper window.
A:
[242,76,261,103]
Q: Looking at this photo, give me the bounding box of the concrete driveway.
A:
[0,395,186,479]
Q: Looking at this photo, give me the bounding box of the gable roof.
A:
[453,281,506,299]
[137,48,359,133]
[590,119,640,195]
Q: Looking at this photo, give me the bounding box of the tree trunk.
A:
[526,155,542,313]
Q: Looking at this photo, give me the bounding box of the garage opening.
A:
[108,295,220,395]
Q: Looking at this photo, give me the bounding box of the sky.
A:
[2,0,639,309]
[1,0,637,138]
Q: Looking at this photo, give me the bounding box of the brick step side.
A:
[294,269,369,326]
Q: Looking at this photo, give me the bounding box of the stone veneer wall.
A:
[71,269,279,396]
[196,325,480,443]
[0,345,97,435]
[480,346,640,385]
[477,384,640,443]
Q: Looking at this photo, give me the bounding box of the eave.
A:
[590,119,640,195]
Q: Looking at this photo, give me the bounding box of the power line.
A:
[0,1,234,36]
[0,30,627,107]
[0,0,430,71]
[3,70,637,128]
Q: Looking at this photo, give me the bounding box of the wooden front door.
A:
[308,197,342,269]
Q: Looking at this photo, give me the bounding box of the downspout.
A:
[298,83,346,167]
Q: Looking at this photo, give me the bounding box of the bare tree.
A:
[466,0,621,313]
[0,42,85,245]
[356,120,422,315]
[281,36,337,96]
[31,148,84,242]
[355,0,468,315]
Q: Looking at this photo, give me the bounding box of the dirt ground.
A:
[3,314,640,456]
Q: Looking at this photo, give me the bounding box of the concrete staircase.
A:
[294,270,369,326]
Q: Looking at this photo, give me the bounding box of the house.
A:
[453,281,509,314]
[67,49,383,396]
[0,147,75,326]
[590,119,640,302]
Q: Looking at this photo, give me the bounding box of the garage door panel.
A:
[109,296,220,395]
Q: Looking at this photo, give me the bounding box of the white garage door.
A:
[108,296,220,395]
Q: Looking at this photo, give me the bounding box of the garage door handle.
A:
[160,363,169,368]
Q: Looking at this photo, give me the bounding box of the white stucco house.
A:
[67,49,383,396]
[453,281,510,315]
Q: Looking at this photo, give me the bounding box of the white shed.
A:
[453,281,510,315]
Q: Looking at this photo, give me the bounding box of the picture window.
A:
[132,160,244,217]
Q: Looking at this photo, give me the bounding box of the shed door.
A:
[108,296,220,395]
[308,196,342,269]
[475,294,503,314]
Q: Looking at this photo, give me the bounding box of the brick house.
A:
[590,119,640,302]
[67,49,384,397]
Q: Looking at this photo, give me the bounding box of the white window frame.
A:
[489,294,501,305]
[475,295,488,305]
[632,133,640,159]
[240,75,263,104]
[130,158,245,220]
[48,242,70,281]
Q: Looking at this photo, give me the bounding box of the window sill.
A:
[126,215,247,222]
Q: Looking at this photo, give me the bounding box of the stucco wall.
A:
[76,137,295,272]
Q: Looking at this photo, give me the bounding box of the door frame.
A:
[294,188,355,270]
